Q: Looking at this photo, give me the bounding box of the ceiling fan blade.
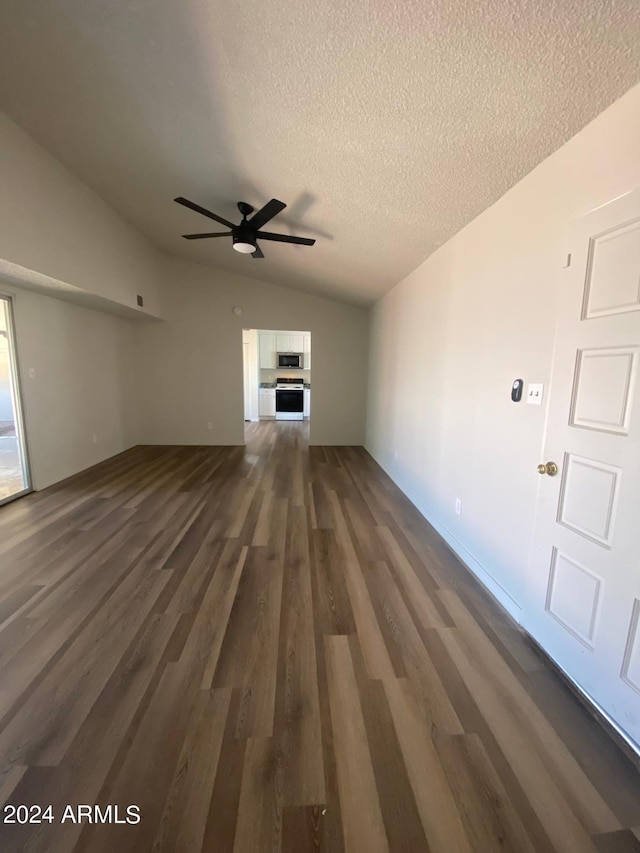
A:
[252,244,265,259]
[182,232,232,240]
[174,196,235,229]
[256,231,316,246]
[248,199,286,230]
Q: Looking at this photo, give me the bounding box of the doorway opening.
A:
[242,328,311,438]
[0,296,31,504]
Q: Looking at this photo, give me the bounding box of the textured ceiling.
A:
[0,1,639,306]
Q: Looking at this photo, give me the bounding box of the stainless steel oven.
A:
[275,378,304,420]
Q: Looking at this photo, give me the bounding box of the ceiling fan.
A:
[174,196,316,259]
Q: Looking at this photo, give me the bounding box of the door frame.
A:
[0,291,32,506]
[241,329,261,427]
[243,341,252,421]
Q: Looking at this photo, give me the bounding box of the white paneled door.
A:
[527,190,640,751]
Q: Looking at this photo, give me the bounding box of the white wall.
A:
[1,283,137,490]
[366,84,640,655]
[0,112,162,318]
[135,256,368,446]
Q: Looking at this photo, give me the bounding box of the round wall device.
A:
[232,306,242,316]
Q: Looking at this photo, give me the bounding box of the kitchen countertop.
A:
[260,382,311,389]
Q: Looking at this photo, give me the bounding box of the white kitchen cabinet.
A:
[304,388,311,418]
[259,333,276,368]
[259,388,275,418]
[276,334,304,353]
[303,334,311,370]
[290,334,304,352]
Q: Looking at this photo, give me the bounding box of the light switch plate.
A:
[527,383,544,405]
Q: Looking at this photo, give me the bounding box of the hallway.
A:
[0,421,638,851]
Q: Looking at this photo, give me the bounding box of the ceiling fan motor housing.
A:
[233,225,257,250]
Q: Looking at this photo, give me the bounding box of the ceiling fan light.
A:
[232,239,256,254]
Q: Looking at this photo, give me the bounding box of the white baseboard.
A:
[365,445,640,760]
[529,635,640,761]
[367,448,522,624]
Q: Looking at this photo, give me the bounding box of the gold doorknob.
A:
[537,461,558,476]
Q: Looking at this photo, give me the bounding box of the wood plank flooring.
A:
[0,420,638,852]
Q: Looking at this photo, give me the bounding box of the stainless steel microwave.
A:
[277,352,303,369]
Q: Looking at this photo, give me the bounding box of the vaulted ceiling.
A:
[0,1,639,305]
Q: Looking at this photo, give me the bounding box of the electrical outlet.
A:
[206,422,213,430]
[92,434,98,444]
[455,498,462,516]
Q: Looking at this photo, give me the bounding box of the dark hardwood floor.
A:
[0,420,638,852]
